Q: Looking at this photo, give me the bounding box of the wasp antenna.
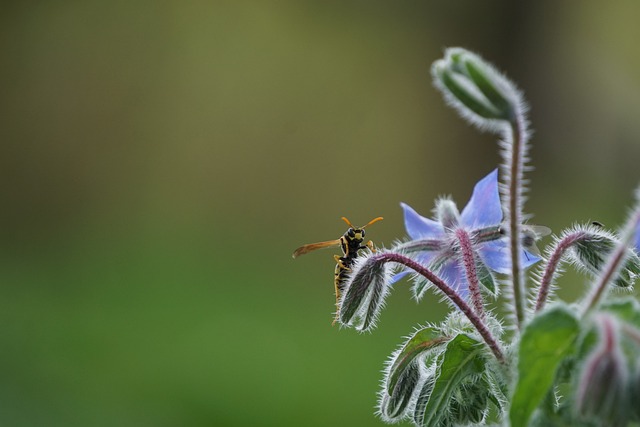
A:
[363,217,384,228]
[341,217,355,228]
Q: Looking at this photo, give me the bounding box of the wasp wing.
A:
[528,225,552,238]
[292,239,341,259]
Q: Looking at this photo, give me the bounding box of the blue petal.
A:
[401,202,445,240]
[481,240,540,274]
[521,250,541,268]
[480,240,511,274]
[635,226,640,252]
[460,169,502,228]
[388,252,438,285]
[388,270,411,285]
[439,261,469,301]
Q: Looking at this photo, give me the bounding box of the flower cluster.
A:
[300,48,640,427]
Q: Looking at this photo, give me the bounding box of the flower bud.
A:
[339,253,391,331]
[412,375,436,427]
[449,380,489,424]
[432,48,522,130]
[570,225,640,288]
[434,197,460,230]
[379,360,422,421]
[575,315,630,426]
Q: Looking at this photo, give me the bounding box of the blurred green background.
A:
[1,1,640,426]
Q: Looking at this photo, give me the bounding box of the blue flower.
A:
[392,169,540,299]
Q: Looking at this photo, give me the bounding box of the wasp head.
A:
[342,216,382,243]
[346,227,366,242]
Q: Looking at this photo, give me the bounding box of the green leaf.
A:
[416,333,485,427]
[509,305,580,427]
[476,257,497,296]
[387,327,449,393]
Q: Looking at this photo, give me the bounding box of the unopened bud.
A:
[449,380,489,424]
[575,315,630,426]
[432,48,521,129]
[339,253,390,332]
[435,198,460,230]
[379,360,421,421]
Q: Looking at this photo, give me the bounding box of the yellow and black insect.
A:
[293,216,383,324]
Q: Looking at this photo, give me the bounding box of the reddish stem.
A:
[535,232,587,312]
[455,229,485,319]
[373,252,505,363]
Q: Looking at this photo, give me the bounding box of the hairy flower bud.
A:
[379,360,422,421]
[448,379,489,424]
[432,48,522,131]
[339,253,391,332]
[575,315,630,426]
[434,197,460,230]
[570,225,640,288]
[412,375,436,427]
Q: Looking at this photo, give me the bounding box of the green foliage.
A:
[414,334,487,427]
[476,257,497,296]
[333,47,640,427]
[387,327,448,393]
[509,305,580,427]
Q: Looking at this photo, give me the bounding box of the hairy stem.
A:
[455,229,485,319]
[535,231,587,312]
[506,115,527,329]
[374,252,505,363]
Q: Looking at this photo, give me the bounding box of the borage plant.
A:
[336,48,640,426]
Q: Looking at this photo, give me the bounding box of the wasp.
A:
[293,216,383,324]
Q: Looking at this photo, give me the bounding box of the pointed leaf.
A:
[509,305,580,427]
[387,327,449,393]
[476,256,497,296]
[416,333,485,427]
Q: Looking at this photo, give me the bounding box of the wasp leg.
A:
[366,240,376,253]
[332,256,349,326]
[332,278,341,326]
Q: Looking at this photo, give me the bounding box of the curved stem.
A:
[535,231,587,312]
[374,252,505,364]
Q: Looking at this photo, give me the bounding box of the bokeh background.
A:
[2,1,640,426]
